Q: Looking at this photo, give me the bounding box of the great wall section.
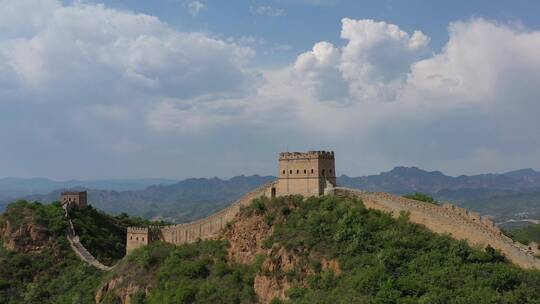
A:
[126,182,278,254]
[62,204,112,271]
[122,182,540,270]
[332,187,540,270]
[62,151,540,271]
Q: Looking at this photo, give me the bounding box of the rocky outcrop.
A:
[254,247,301,304]
[225,204,340,304]
[224,213,272,264]
[0,215,52,253]
[95,275,149,304]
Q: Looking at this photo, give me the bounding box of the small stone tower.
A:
[276,151,336,197]
[126,227,150,255]
[60,191,87,209]
[126,226,160,255]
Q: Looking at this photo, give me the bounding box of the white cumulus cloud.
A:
[0,2,540,179]
[187,1,206,16]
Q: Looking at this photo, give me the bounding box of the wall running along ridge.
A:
[332,187,540,270]
[62,205,112,271]
[126,181,278,254]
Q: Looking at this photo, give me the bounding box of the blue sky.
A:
[92,0,540,66]
[1,0,540,179]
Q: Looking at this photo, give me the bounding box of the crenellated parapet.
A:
[279,151,334,160]
[442,203,499,233]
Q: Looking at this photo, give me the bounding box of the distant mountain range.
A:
[1,167,539,223]
[0,177,176,199]
[338,167,540,196]
[5,175,275,223]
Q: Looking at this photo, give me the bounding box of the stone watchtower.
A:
[276,151,336,197]
[60,191,87,209]
[126,226,160,255]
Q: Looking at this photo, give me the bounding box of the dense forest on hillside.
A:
[99,196,540,303]
[0,201,105,303]
[248,196,540,303]
[0,201,162,303]
[70,206,168,266]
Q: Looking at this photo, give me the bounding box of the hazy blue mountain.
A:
[337,166,540,195]
[13,175,276,223]
[0,177,177,199]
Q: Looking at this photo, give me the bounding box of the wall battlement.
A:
[127,227,148,233]
[279,151,334,160]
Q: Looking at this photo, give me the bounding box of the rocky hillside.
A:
[98,195,540,303]
[0,201,105,303]
[2,195,540,303]
[0,200,156,303]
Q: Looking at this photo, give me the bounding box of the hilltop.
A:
[0,200,162,303]
[1,195,540,303]
[98,195,540,303]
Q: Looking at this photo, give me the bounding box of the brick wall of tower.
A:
[277,151,335,197]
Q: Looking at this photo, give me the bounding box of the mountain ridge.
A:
[3,167,540,223]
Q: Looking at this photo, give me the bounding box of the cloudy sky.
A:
[1,0,539,180]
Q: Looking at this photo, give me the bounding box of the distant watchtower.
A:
[276,151,336,197]
[60,191,87,209]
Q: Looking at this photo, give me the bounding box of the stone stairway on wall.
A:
[62,205,112,271]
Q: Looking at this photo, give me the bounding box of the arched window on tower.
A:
[311,169,314,174]
[297,169,299,174]
[322,169,325,176]
[290,170,292,174]
[282,170,285,174]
